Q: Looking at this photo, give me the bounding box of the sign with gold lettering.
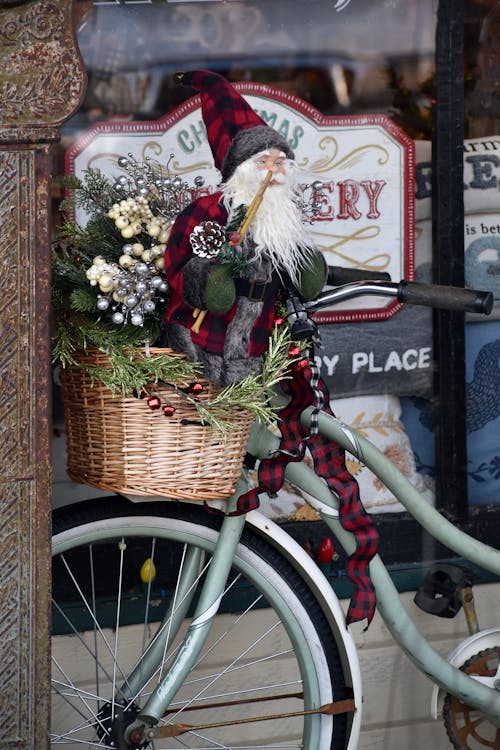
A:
[66,82,414,322]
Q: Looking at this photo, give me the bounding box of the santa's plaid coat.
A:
[163,192,279,356]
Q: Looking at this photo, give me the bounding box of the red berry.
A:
[190,382,204,395]
[318,537,335,563]
[147,396,161,410]
[288,345,301,358]
[274,316,285,325]
[294,358,309,371]
[163,405,176,417]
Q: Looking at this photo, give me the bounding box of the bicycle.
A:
[50,272,500,750]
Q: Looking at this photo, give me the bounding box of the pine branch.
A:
[72,168,121,215]
[70,287,100,314]
[226,204,247,233]
[190,325,303,430]
[218,244,250,278]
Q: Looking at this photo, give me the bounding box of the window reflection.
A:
[465,0,500,137]
[66,0,436,144]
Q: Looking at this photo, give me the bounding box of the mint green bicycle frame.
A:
[123,408,500,739]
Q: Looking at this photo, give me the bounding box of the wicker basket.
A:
[60,348,254,501]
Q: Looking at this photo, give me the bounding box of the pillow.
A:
[466,320,500,505]
[250,394,435,520]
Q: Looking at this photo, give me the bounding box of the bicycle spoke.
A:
[89,544,101,710]
[58,552,130,689]
[158,542,192,686]
[124,544,211,711]
[111,538,126,720]
[52,656,103,727]
[52,600,116,689]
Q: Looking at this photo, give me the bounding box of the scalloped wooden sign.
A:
[66,82,414,323]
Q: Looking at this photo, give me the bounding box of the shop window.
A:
[53,0,498,559]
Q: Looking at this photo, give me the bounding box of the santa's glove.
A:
[204,262,236,314]
[182,257,212,309]
[296,250,327,300]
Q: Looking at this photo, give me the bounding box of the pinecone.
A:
[189,221,225,258]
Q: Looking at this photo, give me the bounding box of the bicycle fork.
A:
[124,480,249,745]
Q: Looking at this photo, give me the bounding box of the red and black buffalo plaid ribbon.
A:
[235,361,378,626]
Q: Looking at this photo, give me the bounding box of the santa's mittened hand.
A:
[182,256,213,309]
[204,263,236,314]
[297,250,328,300]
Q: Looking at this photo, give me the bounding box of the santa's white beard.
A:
[222,158,315,285]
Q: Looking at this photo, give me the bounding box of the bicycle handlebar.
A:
[304,268,494,316]
[397,280,493,314]
[326,266,391,285]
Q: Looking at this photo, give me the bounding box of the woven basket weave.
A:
[60,348,254,501]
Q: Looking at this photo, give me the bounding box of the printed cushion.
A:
[250,394,435,520]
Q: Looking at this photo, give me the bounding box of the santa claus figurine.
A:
[162,69,326,386]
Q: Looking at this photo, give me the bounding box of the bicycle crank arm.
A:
[146,699,356,739]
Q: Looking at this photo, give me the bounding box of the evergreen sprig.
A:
[84,348,202,397]
[218,244,250,277]
[190,325,305,431]
[226,204,247,233]
[53,318,164,370]
[57,168,121,216]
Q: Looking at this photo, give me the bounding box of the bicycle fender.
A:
[430,627,500,719]
[246,509,363,750]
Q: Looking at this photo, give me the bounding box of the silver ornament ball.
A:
[131,312,144,326]
[96,297,110,311]
[135,262,149,276]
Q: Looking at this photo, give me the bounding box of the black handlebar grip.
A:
[327,266,391,286]
[397,281,494,315]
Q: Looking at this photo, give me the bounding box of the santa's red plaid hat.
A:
[176,70,294,181]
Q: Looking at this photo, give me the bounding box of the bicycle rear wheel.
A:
[51,496,350,750]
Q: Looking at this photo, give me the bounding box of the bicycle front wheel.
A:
[51,496,350,750]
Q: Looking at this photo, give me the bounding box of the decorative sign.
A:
[66,83,414,323]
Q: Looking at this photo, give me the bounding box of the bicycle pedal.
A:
[414,563,472,618]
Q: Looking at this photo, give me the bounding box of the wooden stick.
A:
[236,169,273,240]
[191,170,273,333]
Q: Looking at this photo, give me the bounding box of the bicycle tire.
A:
[51,496,350,750]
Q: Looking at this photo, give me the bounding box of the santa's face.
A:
[253,148,287,186]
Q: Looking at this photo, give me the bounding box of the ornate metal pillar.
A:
[0,1,85,746]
